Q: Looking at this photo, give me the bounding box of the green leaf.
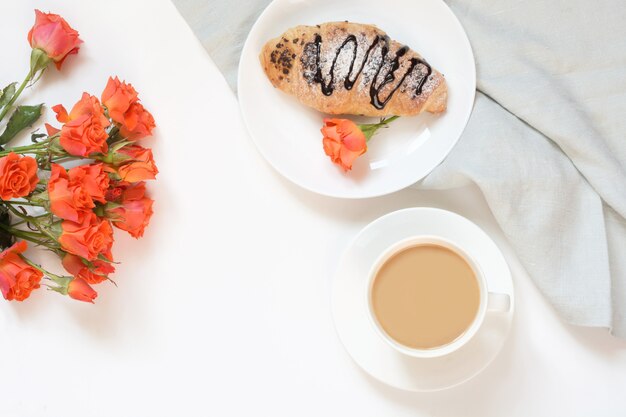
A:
[31,131,47,143]
[0,82,17,110]
[0,205,15,250]
[0,104,44,145]
[29,190,50,206]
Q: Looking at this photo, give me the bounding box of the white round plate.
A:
[238,0,476,198]
[331,208,514,391]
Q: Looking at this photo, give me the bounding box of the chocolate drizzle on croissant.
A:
[301,33,432,110]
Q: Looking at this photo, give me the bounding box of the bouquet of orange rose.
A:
[0,10,157,303]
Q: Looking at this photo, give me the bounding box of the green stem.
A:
[23,257,56,277]
[12,213,51,227]
[0,140,51,157]
[4,204,57,242]
[51,155,80,164]
[380,115,400,125]
[0,221,55,248]
[16,234,56,249]
[359,116,401,142]
[0,71,32,122]
[1,200,44,207]
[22,257,70,290]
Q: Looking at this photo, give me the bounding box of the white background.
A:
[0,1,625,416]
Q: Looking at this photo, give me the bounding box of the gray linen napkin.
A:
[172,0,626,337]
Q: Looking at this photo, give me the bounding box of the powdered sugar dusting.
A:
[329,39,356,84]
[405,63,436,98]
[301,42,317,82]
[298,23,440,111]
[358,39,385,92]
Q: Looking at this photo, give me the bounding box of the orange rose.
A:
[0,241,43,301]
[106,182,154,238]
[48,164,94,222]
[115,145,158,182]
[67,163,109,203]
[101,76,155,140]
[28,10,82,70]
[101,76,138,124]
[67,277,97,303]
[321,118,367,171]
[119,102,155,140]
[62,253,114,285]
[53,93,110,157]
[59,213,113,261]
[0,153,39,200]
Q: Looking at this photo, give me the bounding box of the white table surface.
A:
[1,1,625,416]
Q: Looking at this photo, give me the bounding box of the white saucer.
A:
[238,0,476,198]
[331,208,514,391]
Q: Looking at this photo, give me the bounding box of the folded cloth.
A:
[171,0,626,337]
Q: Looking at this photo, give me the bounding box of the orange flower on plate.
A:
[106,181,154,238]
[320,116,399,171]
[28,9,82,70]
[67,163,110,204]
[321,118,367,171]
[0,241,43,301]
[114,145,159,182]
[0,153,39,200]
[59,213,114,261]
[62,253,114,285]
[67,277,97,303]
[52,93,110,157]
[48,164,95,222]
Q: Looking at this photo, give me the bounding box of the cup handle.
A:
[487,292,511,312]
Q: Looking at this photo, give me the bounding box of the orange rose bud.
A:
[0,153,39,200]
[115,145,158,182]
[119,102,155,140]
[106,182,154,238]
[62,253,114,285]
[67,277,97,303]
[28,10,82,70]
[48,164,95,223]
[0,241,43,301]
[105,185,124,202]
[101,76,138,124]
[101,76,155,140]
[67,163,109,203]
[53,93,110,157]
[59,213,114,261]
[321,118,367,171]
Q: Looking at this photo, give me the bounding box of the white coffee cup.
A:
[366,235,510,358]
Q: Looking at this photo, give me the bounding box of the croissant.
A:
[259,21,447,117]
